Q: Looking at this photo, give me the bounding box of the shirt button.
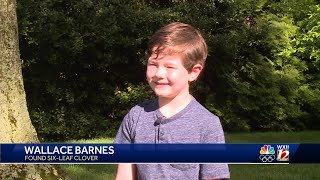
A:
[160,131,164,136]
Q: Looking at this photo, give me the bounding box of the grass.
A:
[59,131,320,180]
[227,131,320,180]
[225,130,320,143]
[61,164,117,180]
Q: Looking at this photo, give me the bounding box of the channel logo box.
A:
[276,145,289,162]
[259,145,275,163]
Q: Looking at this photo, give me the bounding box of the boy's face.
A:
[146,52,202,99]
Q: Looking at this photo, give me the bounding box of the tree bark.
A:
[0,0,38,144]
[0,0,67,178]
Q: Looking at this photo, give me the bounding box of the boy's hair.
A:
[146,22,208,71]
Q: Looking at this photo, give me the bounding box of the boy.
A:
[114,22,230,180]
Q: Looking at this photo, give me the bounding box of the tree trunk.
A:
[0,0,67,179]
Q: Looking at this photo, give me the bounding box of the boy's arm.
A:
[115,164,136,180]
[200,116,230,180]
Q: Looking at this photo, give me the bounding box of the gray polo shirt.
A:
[114,97,230,180]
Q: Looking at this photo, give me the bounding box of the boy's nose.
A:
[155,67,166,79]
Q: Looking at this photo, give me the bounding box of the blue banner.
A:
[0,143,319,164]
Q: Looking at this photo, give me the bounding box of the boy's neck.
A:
[158,92,192,118]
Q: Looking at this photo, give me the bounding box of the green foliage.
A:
[17,0,320,140]
[18,0,157,141]
[114,83,154,117]
[202,1,308,131]
[273,0,320,129]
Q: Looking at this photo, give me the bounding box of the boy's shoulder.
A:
[128,97,220,123]
[189,98,219,119]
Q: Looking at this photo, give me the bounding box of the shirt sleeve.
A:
[114,107,138,144]
[200,116,230,180]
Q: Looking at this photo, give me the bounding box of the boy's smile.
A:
[154,82,170,87]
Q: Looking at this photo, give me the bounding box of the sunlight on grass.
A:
[60,137,116,179]
[62,164,117,180]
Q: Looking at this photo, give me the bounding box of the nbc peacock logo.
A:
[259,145,276,163]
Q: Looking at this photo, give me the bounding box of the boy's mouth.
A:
[155,82,169,85]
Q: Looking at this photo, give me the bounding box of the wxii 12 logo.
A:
[276,145,289,162]
[259,145,276,163]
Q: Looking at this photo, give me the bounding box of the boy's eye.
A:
[166,66,176,69]
[148,63,157,66]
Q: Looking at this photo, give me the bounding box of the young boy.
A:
[114,22,230,180]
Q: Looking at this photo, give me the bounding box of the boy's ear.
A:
[188,64,203,82]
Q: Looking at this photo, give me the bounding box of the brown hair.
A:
[146,22,208,71]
